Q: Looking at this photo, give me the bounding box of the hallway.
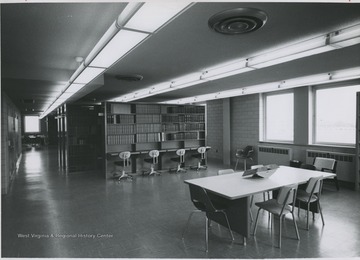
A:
[2,147,360,258]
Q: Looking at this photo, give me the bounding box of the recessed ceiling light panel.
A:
[208,8,268,35]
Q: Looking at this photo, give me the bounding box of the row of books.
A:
[108,103,205,115]
[166,105,205,114]
[107,124,134,135]
[183,114,205,122]
[136,133,162,143]
[107,123,205,135]
[107,135,135,145]
[135,104,161,114]
[107,114,205,124]
[162,123,205,132]
[136,124,162,133]
[162,114,205,123]
[107,132,204,145]
[136,114,161,123]
[107,115,135,124]
[165,132,199,141]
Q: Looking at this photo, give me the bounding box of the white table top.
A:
[184,166,335,200]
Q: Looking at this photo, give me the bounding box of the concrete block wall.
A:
[230,94,260,168]
[206,99,223,162]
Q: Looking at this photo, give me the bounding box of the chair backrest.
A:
[276,184,298,207]
[197,146,207,160]
[188,184,216,212]
[176,149,186,156]
[197,146,207,154]
[176,149,186,163]
[119,151,131,160]
[218,169,235,175]
[236,146,254,158]
[149,150,159,158]
[313,157,337,173]
[149,150,159,164]
[305,176,323,195]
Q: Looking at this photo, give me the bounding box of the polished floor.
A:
[2,146,360,258]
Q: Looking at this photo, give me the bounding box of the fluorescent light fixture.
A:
[57,92,74,101]
[329,23,360,48]
[124,2,191,33]
[202,60,255,81]
[162,67,360,104]
[73,67,105,84]
[247,35,335,69]
[113,82,172,102]
[331,67,360,81]
[170,72,206,89]
[89,29,149,68]
[65,83,86,93]
[279,74,331,89]
[116,3,143,27]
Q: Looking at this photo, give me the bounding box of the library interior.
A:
[2,1,360,259]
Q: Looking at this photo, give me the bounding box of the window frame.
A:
[262,90,294,143]
[311,83,359,147]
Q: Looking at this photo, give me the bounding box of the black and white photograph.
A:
[1,0,360,258]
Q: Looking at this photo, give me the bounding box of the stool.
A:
[170,149,187,173]
[144,150,160,176]
[113,151,132,181]
[191,146,208,171]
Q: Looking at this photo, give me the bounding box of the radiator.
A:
[306,150,355,182]
[258,146,293,166]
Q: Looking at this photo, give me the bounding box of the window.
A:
[313,84,360,146]
[24,116,40,133]
[264,91,294,142]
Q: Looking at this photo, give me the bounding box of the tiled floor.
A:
[2,146,360,258]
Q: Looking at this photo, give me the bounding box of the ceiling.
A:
[2,2,360,116]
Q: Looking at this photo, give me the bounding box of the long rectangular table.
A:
[184,166,335,243]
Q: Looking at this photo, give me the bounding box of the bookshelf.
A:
[104,102,206,177]
[356,92,360,191]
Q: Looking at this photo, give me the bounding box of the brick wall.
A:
[206,100,223,161]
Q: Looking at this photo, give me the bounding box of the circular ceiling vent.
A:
[115,74,143,82]
[208,8,268,35]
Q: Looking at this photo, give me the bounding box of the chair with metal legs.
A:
[182,183,234,252]
[296,176,324,230]
[170,149,187,173]
[191,146,208,171]
[144,150,160,176]
[113,151,132,181]
[235,146,254,171]
[313,157,339,191]
[253,184,300,248]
